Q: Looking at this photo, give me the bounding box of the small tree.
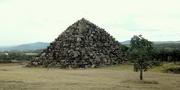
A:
[129,35,154,80]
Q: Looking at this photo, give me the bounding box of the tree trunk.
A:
[140,64,143,80]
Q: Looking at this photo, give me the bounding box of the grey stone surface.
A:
[28,18,124,68]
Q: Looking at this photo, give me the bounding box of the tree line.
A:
[0,49,43,62]
[0,39,179,63]
[121,39,180,63]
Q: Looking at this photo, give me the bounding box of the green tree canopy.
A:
[129,35,154,80]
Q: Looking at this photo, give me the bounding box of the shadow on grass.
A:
[0,69,10,71]
[122,79,159,84]
[0,80,24,83]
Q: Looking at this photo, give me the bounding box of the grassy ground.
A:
[0,63,180,90]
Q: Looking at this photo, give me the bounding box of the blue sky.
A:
[0,0,180,46]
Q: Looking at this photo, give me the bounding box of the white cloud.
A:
[0,0,180,46]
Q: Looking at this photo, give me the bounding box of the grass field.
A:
[0,63,180,90]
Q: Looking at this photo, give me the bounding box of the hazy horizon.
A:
[0,0,180,46]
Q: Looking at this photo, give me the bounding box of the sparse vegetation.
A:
[0,63,179,90]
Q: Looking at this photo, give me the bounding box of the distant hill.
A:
[154,43,180,50]
[121,40,131,44]
[153,41,180,44]
[121,40,180,45]
[0,42,49,50]
[0,40,179,50]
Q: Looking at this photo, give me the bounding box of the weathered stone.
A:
[28,18,124,68]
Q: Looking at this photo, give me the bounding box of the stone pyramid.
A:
[28,18,124,68]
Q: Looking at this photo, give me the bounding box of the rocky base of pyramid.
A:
[27,52,123,68]
[27,18,124,68]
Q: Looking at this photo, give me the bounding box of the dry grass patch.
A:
[0,63,180,90]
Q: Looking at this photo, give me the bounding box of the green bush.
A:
[164,67,180,74]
